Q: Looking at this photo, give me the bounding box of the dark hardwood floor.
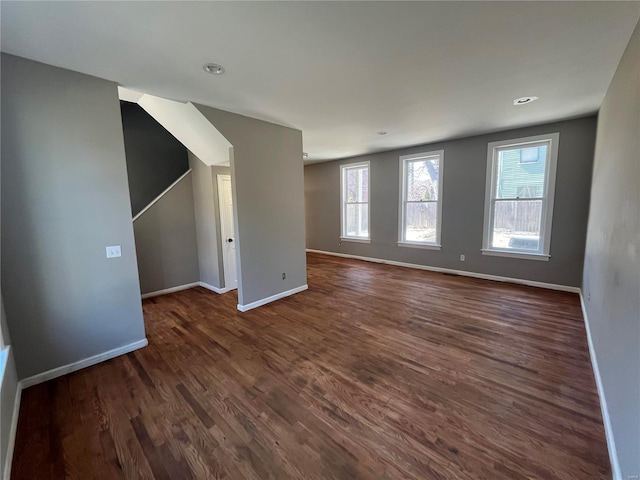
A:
[12,252,610,479]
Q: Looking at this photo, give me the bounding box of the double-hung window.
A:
[340,162,370,242]
[482,133,559,260]
[398,151,444,249]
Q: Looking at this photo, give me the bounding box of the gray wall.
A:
[305,116,597,287]
[0,59,19,473]
[120,101,189,216]
[189,152,230,289]
[133,173,200,295]
[195,105,307,306]
[1,54,146,379]
[583,21,640,479]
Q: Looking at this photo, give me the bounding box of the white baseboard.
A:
[237,284,308,312]
[4,338,148,479]
[141,282,200,299]
[19,339,148,389]
[3,385,22,480]
[306,249,580,293]
[199,281,234,294]
[309,249,621,476]
[141,281,235,299]
[579,293,621,480]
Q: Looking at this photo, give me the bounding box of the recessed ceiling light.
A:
[203,63,225,75]
[513,96,539,106]
[377,131,387,136]
[303,152,309,158]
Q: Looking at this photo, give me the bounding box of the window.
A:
[482,133,559,260]
[340,162,370,242]
[398,150,444,249]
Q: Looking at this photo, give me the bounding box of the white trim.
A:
[340,237,370,244]
[340,161,370,241]
[4,339,148,478]
[141,281,234,299]
[482,133,559,257]
[118,86,145,103]
[579,293,621,480]
[141,282,200,299]
[481,249,550,261]
[237,284,308,312]
[19,339,148,389]
[132,169,193,222]
[306,251,622,472]
[397,242,441,250]
[199,281,234,294]
[306,249,580,293]
[3,382,21,480]
[398,150,445,247]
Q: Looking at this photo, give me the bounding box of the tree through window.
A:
[399,151,444,248]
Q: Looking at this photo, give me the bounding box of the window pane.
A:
[404,202,437,243]
[346,203,368,237]
[346,167,368,203]
[491,199,542,250]
[406,158,439,201]
[496,145,547,199]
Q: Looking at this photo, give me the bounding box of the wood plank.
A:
[11,252,611,479]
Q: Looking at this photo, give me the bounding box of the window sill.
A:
[481,249,550,261]
[397,242,441,251]
[340,237,370,244]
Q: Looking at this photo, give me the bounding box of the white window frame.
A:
[398,150,444,250]
[482,133,559,261]
[340,161,370,243]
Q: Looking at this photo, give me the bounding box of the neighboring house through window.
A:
[482,133,559,260]
[398,150,444,249]
[340,162,370,242]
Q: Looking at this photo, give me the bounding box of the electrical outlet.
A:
[588,291,591,301]
[106,245,121,258]
[460,254,465,261]
[282,272,286,280]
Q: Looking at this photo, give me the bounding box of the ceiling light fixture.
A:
[377,131,387,136]
[513,96,539,106]
[203,63,225,75]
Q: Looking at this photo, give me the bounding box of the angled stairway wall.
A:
[132,171,200,296]
[120,101,190,216]
[121,101,201,296]
[120,90,234,297]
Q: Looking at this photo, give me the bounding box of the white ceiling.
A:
[2,2,639,162]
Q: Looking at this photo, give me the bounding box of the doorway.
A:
[217,174,238,290]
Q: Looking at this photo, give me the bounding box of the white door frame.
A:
[217,174,237,290]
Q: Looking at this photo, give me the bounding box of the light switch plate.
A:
[106,245,122,258]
